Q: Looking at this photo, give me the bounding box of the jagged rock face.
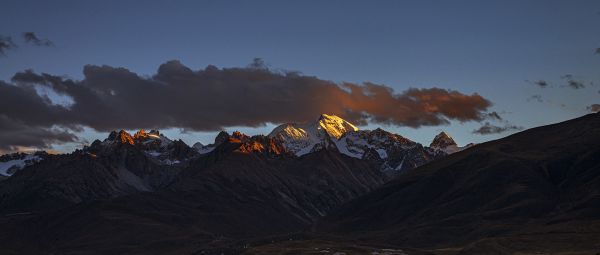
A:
[229,131,250,142]
[430,131,457,148]
[269,123,315,155]
[429,131,473,155]
[214,131,231,146]
[107,130,135,145]
[0,151,47,177]
[96,129,198,166]
[268,114,358,156]
[336,128,415,158]
[268,114,444,174]
[234,135,289,155]
[336,128,439,173]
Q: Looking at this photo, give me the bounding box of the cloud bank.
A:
[2,60,495,150]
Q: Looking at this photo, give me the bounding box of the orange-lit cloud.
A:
[2,59,495,150]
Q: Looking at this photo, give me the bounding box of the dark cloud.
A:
[588,104,600,113]
[22,32,53,47]
[534,80,548,88]
[526,79,549,88]
[0,36,17,55]
[566,80,585,89]
[472,122,523,135]
[485,111,502,121]
[0,115,79,151]
[561,74,585,89]
[595,48,600,54]
[4,60,495,149]
[527,94,543,103]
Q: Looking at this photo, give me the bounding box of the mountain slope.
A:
[429,131,472,154]
[0,152,46,177]
[318,113,600,254]
[0,128,387,254]
[0,143,184,213]
[268,113,358,156]
[270,114,445,173]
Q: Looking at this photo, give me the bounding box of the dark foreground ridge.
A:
[318,112,600,254]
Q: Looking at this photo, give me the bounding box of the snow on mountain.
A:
[268,114,358,156]
[134,129,173,148]
[335,128,441,173]
[267,114,442,173]
[192,142,215,154]
[429,131,473,154]
[0,153,44,177]
[335,128,416,159]
[316,113,359,139]
[93,129,196,166]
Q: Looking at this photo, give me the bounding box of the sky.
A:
[1,0,599,153]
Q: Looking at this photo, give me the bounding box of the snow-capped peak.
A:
[268,114,359,156]
[430,131,457,149]
[316,114,359,139]
[91,129,197,166]
[428,131,473,155]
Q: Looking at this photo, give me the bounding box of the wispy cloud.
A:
[22,32,53,47]
[561,74,585,89]
[526,79,549,88]
[0,36,17,55]
[527,94,543,103]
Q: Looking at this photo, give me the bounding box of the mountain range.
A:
[0,113,598,254]
[0,114,463,180]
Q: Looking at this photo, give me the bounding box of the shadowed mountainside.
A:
[0,129,386,254]
[317,113,600,254]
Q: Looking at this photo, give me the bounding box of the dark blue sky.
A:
[1,0,599,152]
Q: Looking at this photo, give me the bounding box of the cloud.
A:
[595,48,600,54]
[472,122,523,135]
[526,79,549,88]
[561,74,585,89]
[22,32,53,47]
[4,60,495,149]
[0,36,17,55]
[527,94,543,103]
[566,80,585,89]
[485,111,502,121]
[534,80,548,88]
[587,104,600,113]
[0,115,79,151]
